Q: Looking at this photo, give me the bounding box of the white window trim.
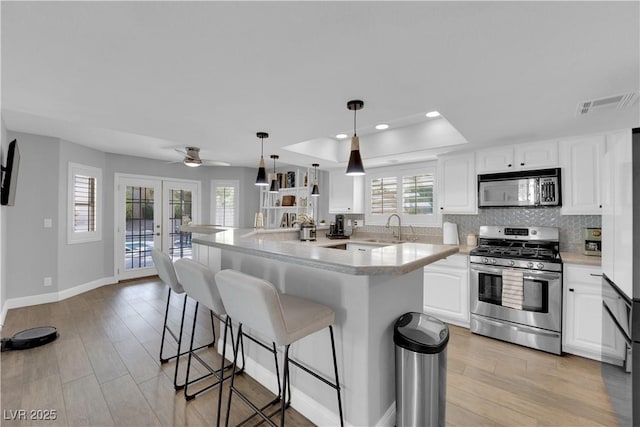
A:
[364,163,441,227]
[211,179,239,227]
[68,162,102,244]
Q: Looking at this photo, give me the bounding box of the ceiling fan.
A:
[174,147,231,167]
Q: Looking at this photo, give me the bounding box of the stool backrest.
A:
[151,249,184,293]
[215,269,287,345]
[174,258,226,315]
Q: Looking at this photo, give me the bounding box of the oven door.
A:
[470,264,562,332]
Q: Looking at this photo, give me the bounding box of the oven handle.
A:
[471,265,561,282]
[602,301,632,346]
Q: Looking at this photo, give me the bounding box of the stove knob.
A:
[527,262,534,268]
[537,263,544,269]
[509,260,515,267]
[491,258,497,265]
[482,258,489,264]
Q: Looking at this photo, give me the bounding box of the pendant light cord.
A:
[353,108,357,136]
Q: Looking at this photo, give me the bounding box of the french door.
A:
[116,176,200,280]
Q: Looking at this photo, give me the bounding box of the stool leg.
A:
[173,294,188,390]
[184,301,200,400]
[225,323,244,427]
[329,326,344,427]
[280,345,291,427]
[159,288,172,363]
[216,316,231,427]
[210,309,217,347]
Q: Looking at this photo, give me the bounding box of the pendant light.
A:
[255,132,269,186]
[311,163,320,197]
[346,99,365,176]
[269,154,280,193]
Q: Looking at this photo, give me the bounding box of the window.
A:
[211,180,239,227]
[68,162,102,244]
[365,164,440,226]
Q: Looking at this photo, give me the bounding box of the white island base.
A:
[189,228,457,426]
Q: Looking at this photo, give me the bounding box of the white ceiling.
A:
[2,1,639,170]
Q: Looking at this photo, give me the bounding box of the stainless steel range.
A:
[469,226,562,355]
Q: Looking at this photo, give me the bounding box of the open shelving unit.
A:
[260,167,315,229]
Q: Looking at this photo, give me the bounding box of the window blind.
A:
[370,176,398,214]
[73,174,96,232]
[215,186,236,226]
[402,174,434,215]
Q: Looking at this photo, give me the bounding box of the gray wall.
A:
[2,131,261,301]
[58,140,107,290]
[5,132,60,299]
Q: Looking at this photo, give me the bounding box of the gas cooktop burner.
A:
[469,225,562,271]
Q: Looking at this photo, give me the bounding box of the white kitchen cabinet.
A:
[423,254,469,328]
[476,140,558,173]
[563,264,626,364]
[437,152,477,214]
[560,134,605,215]
[328,171,364,214]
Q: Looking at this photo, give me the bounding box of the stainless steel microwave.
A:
[478,168,562,208]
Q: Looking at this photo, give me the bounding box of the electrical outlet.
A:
[43,277,52,287]
[353,220,359,227]
[43,218,53,228]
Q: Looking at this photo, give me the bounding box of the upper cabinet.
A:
[476,140,558,174]
[328,171,364,214]
[438,152,477,214]
[560,134,605,215]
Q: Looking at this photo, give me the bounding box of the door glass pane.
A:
[168,189,193,261]
[125,186,155,270]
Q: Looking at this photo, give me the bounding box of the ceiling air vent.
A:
[577,92,638,116]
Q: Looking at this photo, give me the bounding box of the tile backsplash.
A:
[445,207,601,252]
[328,209,599,252]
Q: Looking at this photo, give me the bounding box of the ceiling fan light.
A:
[183,157,202,167]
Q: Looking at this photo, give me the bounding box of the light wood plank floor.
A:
[1,277,619,427]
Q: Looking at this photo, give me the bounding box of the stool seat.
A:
[215,269,344,427]
[278,293,334,346]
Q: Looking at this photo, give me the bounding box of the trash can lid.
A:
[393,312,449,354]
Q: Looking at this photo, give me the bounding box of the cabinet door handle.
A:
[569,288,574,292]
[599,205,602,208]
[440,207,444,210]
[507,164,512,167]
[520,162,525,166]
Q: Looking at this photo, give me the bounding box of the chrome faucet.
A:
[385,214,402,241]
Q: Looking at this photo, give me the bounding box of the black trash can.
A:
[394,312,449,427]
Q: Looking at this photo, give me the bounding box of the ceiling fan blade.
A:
[203,160,231,167]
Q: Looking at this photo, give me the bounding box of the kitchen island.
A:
[185,226,458,426]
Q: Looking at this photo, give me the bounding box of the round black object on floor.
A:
[1,326,58,352]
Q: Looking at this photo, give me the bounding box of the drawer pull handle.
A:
[569,288,575,292]
[590,273,602,277]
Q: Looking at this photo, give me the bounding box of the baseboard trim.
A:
[220,339,344,427]
[1,276,117,325]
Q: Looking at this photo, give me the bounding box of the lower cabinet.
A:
[423,254,469,328]
[563,263,626,364]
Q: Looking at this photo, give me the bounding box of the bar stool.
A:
[215,269,344,427]
[174,259,244,426]
[152,249,216,390]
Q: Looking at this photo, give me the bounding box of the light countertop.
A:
[191,228,459,276]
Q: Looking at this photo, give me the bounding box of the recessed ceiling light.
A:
[375,124,389,130]
[336,133,348,139]
[425,111,441,118]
